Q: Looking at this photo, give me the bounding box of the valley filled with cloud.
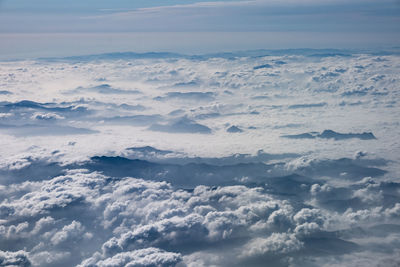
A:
[0,49,399,266]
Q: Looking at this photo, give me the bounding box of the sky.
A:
[0,0,400,58]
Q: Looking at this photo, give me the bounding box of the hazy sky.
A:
[1,0,399,58]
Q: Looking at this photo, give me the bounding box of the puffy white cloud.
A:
[30,251,70,266]
[0,250,31,267]
[50,221,86,245]
[293,208,325,226]
[0,171,106,218]
[31,112,65,121]
[80,248,182,267]
[240,233,303,258]
[31,217,55,235]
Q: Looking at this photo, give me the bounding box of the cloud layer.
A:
[0,49,399,266]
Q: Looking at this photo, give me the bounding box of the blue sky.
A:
[0,0,399,58]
